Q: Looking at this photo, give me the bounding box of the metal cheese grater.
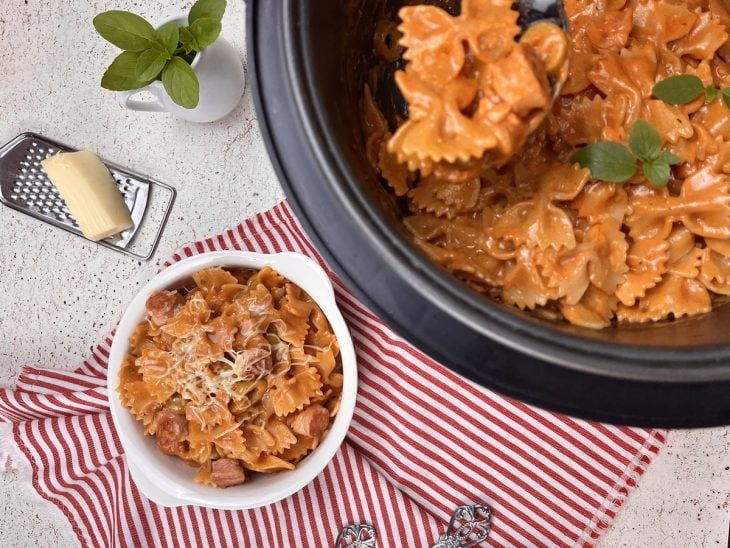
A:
[0,132,176,260]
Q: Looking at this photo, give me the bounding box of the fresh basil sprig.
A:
[100,51,156,91]
[162,57,200,109]
[652,74,730,109]
[93,0,226,109]
[189,0,227,23]
[157,21,180,55]
[571,120,680,187]
[92,11,159,51]
[572,142,637,183]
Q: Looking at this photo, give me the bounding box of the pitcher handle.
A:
[117,86,166,112]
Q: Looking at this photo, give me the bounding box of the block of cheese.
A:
[41,150,134,241]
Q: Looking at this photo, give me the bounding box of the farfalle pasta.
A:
[118,266,343,487]
[387,0,569,172]
[364,0,730,328]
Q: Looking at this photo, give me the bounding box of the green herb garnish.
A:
[93,0,226,109]
[723,89,730,109]
[652,74,730,109]
[571,142,637,183]
[189,0,227,23]
[100,51,155,91]
[162,57,200,109]
[92,11,159,51]
[628,119,661,161]
[571,120,680,187]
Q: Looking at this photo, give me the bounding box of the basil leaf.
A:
[652,74,705,105]
[162,57,200,108]
[179,27,200,54]
[656,150,681,165]
[189,17,222,49]
[189,0,227,24]
[705,86,719,102]
[101,51,154,91]
[135,48,169,81]
[629,119,662,162]
[723,89,730,109]
[571,142,637,183]
[93,10,158,51]
[642,161,671,187]
[157,21,180,56]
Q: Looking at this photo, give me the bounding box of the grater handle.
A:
[117,87,166,113]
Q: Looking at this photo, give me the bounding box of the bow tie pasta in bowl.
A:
[107,251,356,509]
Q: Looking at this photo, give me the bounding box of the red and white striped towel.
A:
[0,201,666,547]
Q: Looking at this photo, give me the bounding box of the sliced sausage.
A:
[211,458,247,487]
[234,346,273,379]
[155,408,188,456]
[291,404,331,439]
[145,290,183,326]
[491,44,551,117]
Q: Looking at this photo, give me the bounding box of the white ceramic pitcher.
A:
[116,13,245,123]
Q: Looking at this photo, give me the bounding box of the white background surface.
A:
[0,1,728,546]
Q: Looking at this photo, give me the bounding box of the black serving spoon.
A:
[517,0,570,31]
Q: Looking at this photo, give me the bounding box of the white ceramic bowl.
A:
[107,251,357,509]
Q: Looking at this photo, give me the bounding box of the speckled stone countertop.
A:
[0,1,729,547]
